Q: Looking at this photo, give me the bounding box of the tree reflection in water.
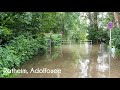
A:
[79,59,90,78]
[97,51,109,71]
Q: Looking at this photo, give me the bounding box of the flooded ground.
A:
[15,43,120,78]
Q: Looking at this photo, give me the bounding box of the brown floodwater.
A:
[15,43,120,78]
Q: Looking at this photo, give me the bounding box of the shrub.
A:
[0,34,47,77]
[112,28,120,49]
[45,33,62,46]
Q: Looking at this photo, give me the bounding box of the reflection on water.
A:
[16,42,120,78]
[111,47,115,59]
[79,59,90,78]
[96,52,109,72]
[96,43,110,78]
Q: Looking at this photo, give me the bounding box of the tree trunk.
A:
[93,12,98,44]
[113,12,120,28]
[93,12,98,31]
[88,12,92,25]
[88,12,92,27]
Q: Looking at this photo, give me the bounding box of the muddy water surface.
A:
[16,44,120,78]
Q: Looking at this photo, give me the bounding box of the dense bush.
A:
[0,34,47,77]
[51,34,62,42]
[45,33,62,46]
[112,28,120,49]
[88,27,109,44]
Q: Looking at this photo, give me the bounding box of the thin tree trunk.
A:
[113,12,120,28]
[93,12,98,44]
[88,12,92,27]
[94,12,98,31]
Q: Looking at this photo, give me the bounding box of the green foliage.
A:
[88,26,109,44]
[2,12,120,77]
[115,48,120,56]
[0,34,47,77]
[111,27,120,49]
[0,26,12,45]
[79,18,87,41]
[0,26,11,35]
[63,12,80,40]
[88,26,98,43]
[72,31,81,42]
[45,33,62,46]
[51,34,62,42]
[0,68,11,77]
[0,12,81,44]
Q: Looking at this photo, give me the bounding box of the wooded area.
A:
[0,12,120,77]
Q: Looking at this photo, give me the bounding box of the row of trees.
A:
[84,12,120,44]
[87,12,110,44]
[0,12,85,45]
[1,12,120,48]
[0,12,88,77]
[83,12,120,53]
